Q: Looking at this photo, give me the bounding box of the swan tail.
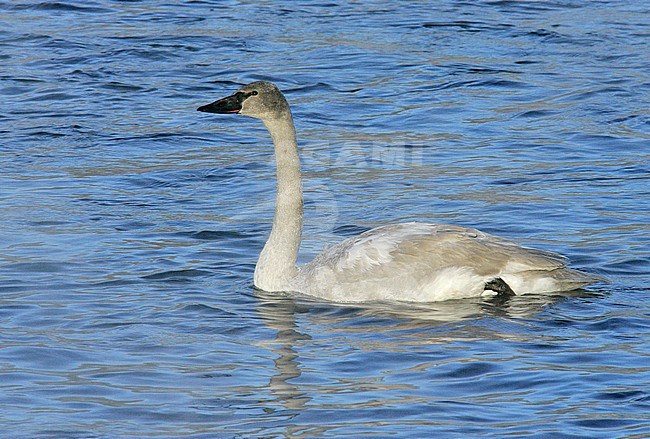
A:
[548,267,608,290]
[503,268,607,295]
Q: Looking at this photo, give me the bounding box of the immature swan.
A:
[198,81,602,302]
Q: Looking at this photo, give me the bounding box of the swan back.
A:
[293,223,600,302]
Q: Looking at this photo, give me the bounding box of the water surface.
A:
[1,1,649,437]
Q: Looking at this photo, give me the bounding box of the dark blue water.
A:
[1,1,649,437]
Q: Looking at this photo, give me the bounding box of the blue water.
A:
[1,1,649,437]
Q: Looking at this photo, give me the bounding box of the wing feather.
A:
[311,222,566,274]
[296,222,586,301]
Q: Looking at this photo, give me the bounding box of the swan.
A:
[198,81,603,302]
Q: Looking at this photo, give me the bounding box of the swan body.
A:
[198,81,603,303]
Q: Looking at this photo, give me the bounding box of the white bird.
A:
[198,81,603,302]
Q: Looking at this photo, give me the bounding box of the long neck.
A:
[254,111,303,291]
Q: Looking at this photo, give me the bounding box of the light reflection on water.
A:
[1,0,649,437]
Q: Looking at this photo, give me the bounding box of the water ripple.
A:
[0,0,648,437]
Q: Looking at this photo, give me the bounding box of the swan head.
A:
[197,81,290,121]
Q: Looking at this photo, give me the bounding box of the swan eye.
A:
[251,90,258,96]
